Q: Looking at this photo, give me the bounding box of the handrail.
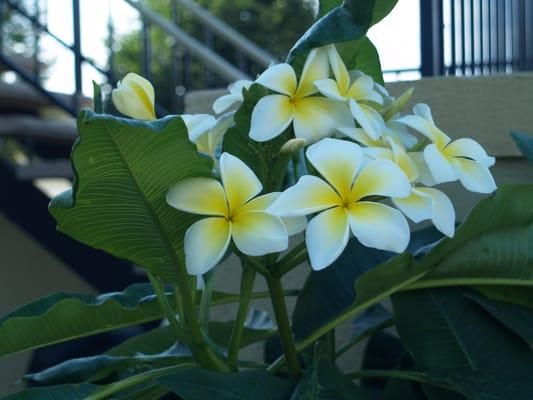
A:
[173,0,276,68]
[123,0,251,82]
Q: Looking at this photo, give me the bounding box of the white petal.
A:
[349,100,385,140]
[283,216,308,235]
[166,177,228,216]
[306,206,350,271]
[268,175,340,217]
[326,44,350,94]
[388,138,419,182]
[413,103,434,123]
[181,114,217,142]
[219,153,262,212]
[409,152,437,186]
[416,187,455,237]
[112,84,155,120]
[314,79,346,101]
[249,95,294,142]
[213,94,241,114]
[443,138,495,167]
[256,63,297,96]
[350,159,412,201]
[228,79,253,96]
[392,188,433,223]
[423,143,457,184]
[232,211,288,256]
[306,138,363,199]
[347,75,383,104]
[386,119,418,149]
[349,202,410,253]
[337,127,381,147]
[293,97,353,144]
[453,158,497,194]
[297,46,330,98]
[185,217,231,275]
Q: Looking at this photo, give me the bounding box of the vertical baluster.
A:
[171,0,181,113]
[517,0,525,71]
[450,0,457,75]
[487,0,493,72]
[204,27,214,88]
[141,17,152,82]
[479,0,484,74]
[32,0,41,82]
[470,0,475,73]
[0,0,6,53]
[106,0,115,85]
[72,0,82,111]
[460,0,466,74]
[526,0,533,70]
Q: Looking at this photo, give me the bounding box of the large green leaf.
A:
[24,343,192,385]
[291,359,368,399]
[510,131,533,164]
[289,0,397,62]
[392,288,533,400]
[0,284,169,358]
[49,110,213,283]
[157,368,294,400]
[293,184,533,351]
[1,384,98,400]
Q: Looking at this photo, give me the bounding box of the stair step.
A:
[15,159,73,180]
[0,114,77,144]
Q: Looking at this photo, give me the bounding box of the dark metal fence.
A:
[421,0,533,77]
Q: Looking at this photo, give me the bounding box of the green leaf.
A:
[221,84,290,191]
[1,384,98,400]
[292,226,442,342]
[156,368,294,400]
[49,111,213,283]
[467,293,533,349]
[347,37,384,84]
[510,131,533,164]
[24,344,192,385]
[288,1,375,62]
[0,284,169,358]
[474,286,533,310]
[392,288,533,400]
[92,81,103,113]
[291,359,369,399]
[371,0,399,25]
[317,0,341,18]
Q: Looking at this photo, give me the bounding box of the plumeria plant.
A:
[1,1,532,399]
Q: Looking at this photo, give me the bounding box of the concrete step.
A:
[0,114,77,145]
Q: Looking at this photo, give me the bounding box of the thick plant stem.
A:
[199,271,215,332]
[266,276,301,380]
[147,272,183,338]
[164,262,229,372]
[227,265,256,369]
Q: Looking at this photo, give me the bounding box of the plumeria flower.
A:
[268,138,412,271]
[183,114,233,159]
[112,72,156,120]
[398,104,496,193]
[249,47,353,144]
[365,138,455,237]
[213,80,253,114]
[166,153,289,275]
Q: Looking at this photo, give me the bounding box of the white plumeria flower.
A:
[314,45,383,105]
[249,47,353,144]
[365,139,455,238]
[166,153,289,275]
[181,114,217,143]
[112,72,156,120]
[184,114,233,159]
[398,104,496,193]
[213,80,253,114]
[268,138,412,271]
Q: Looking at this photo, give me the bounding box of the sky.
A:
[38,0,421,96]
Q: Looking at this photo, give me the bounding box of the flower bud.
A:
[280,138,306,155]
[112,73,156,120]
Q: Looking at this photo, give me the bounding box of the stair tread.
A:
[0,114,77,143]
[15,159,73,180]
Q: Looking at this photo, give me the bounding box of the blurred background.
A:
[0,0,532,396]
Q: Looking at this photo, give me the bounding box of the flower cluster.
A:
[112,44,496,274]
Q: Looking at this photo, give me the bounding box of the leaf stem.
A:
[227,265,256,369]
[147,272,183,339]
[199,271,215,332]
[346,369,454,391]
[335,318,394,358]
[85,364,194,400]
[266,276,301,380]
[273,243,308,277]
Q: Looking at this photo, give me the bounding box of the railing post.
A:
[141,17,152,82]
[72,0,82,111]
[420,0,444,77]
